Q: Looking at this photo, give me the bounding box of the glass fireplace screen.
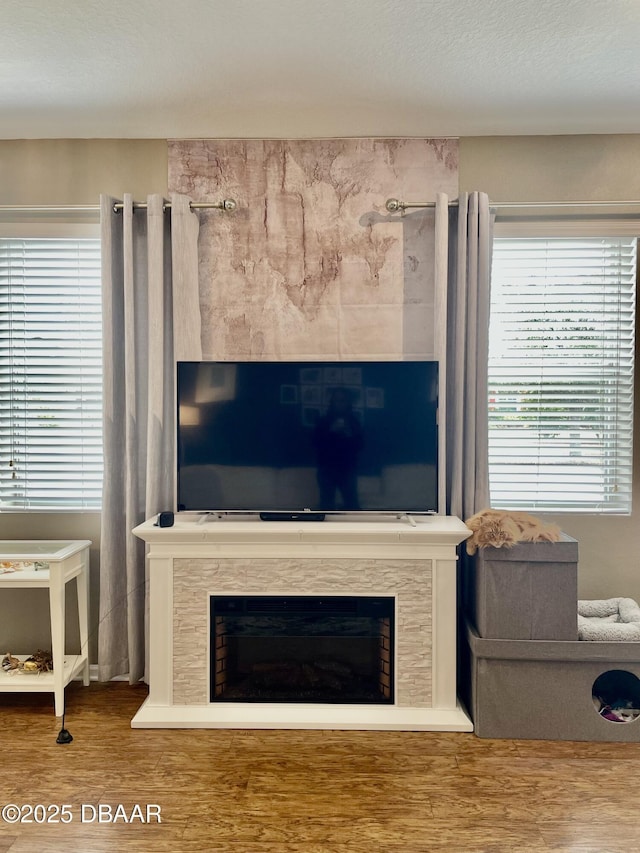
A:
[210,595,395,704]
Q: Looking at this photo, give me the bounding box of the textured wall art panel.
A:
[173,557,432,708]
[168,138,458,359]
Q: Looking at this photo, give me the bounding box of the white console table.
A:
[0,540,91,716]
[132,514,472,731]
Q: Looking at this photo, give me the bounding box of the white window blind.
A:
[0,237,102,509]
[489,236,636,513]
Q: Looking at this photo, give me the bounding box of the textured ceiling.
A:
[3,0,640,139]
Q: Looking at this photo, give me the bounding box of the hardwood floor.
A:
[0,682,638,852]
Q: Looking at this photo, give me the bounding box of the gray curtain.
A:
[98,193,200,682]
[436,191,493,520]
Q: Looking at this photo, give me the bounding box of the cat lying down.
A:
[464,508,562,555]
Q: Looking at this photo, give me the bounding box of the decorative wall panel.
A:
[168,138,458,359]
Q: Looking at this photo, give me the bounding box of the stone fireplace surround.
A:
[132,514,472,731]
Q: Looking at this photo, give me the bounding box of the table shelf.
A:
[0,540,91,716]
[0,654,88,691]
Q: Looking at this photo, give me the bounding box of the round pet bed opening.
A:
[592,670,640,723]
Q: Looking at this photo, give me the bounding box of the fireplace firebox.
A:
[210,595,395,703]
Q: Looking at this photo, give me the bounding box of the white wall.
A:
[0,139,168,205]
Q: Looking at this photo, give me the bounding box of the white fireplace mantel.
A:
[132,513,473,731]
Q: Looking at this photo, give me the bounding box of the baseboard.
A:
[86,664,130,682]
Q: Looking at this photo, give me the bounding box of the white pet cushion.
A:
[578,598,640,641]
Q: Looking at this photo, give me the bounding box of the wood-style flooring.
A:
[0,682,638,853]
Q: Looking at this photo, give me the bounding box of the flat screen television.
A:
[176,360,439,517]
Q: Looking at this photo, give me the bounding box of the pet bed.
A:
[578,598,640,641]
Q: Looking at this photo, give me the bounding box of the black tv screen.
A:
[176,360,439,515]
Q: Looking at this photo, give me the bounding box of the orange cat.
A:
[464,508,561,555]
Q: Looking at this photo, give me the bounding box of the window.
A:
[0,235,102,509]
[489,233,636,513]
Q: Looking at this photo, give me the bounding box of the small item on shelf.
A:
[1,650,53,674]
[1,652,21,671]
[0,559,49,574]
[26,649,54,672]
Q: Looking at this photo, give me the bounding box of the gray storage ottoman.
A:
[467,622,640,741]
[469,535,578,640]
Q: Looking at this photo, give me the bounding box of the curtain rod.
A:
[385,198,640,213]
[0,199,237,214]
[4,197,638,215]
